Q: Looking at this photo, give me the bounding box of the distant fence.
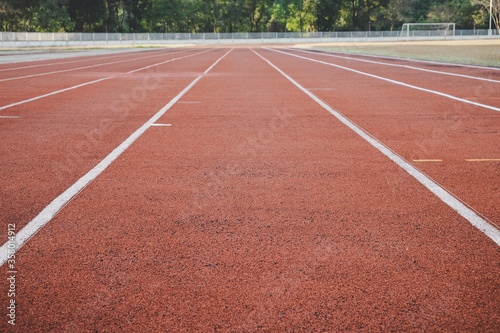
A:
[0,29,498,47]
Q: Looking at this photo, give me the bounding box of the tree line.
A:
[0,0,497,33]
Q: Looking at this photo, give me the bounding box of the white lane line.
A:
[150,123,172,127]
[302,48,500,71]
[465,158,500,162]
[252,48,500,247]
[0,49,169,73]
[0,50,184,82]
[0,48,232,267]
[290,48,500,84]
[0,77,114,111]
[268,48,500,113]
[0,116,21,118]
[0,49,212,112]
[127,49,212,74]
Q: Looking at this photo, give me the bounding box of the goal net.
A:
[400,23,455,39]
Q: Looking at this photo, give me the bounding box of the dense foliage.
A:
[0,0,495,33]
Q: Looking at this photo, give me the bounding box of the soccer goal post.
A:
[400,23,455,39]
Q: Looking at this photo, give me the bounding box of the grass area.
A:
[295,39,500,67]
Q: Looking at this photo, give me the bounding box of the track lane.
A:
[300,48,500,74]
[5,47,499,331]
[260,48,500,228]
[254,48,500,245]
[274,48,500,110]
[0,49,227,235]
[0,48,209,110]
[0,48,169,71]
[289,48,500,84]
[0,48,184,82]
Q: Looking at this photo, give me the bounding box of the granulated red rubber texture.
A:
[0,48,170,78]
[260,48,500,223]
[0,48,202,107]
[2,48,499,332]
[283,48,500,109]
[294,49,500,83]
[0,49,226,232]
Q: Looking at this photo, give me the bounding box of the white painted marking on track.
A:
[301,48,500,71]
[0,77,114,111]
[0,49,213,112]
[0,48,233,267]
[150,123,172,127]
[267,48,500,113]
[0,116,21,118]
[465,158,500,162]
[126,50,210,74]
[0,49,171,72]
[0,50,185,82]
[290,48,500,84]
[127,49,213,74]
[252,48,500,247]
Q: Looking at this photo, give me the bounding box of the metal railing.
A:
[0,29,498,46]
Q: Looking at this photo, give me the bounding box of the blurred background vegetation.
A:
[0,0,496,33]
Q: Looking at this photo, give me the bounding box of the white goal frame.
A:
[401,23,456,39]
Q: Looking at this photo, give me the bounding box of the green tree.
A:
[142,0,181,32]
[32,0,74,31]
[68,0,104,31]
[121,0,147,32]
[267,0,286,31]
[287,0,316,31]
[376,0,409,30]
[348,0,363,29]
[0,0,39,31]
[473,0,500,32]
[0,0,491,33]
[315,0,343,31]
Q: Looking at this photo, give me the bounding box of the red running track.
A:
[0,47,499,331]
[0,48,206,107]
[262,47,500,223]
[0,48,223,232]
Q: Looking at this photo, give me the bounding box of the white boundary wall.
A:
[0,30,499,48]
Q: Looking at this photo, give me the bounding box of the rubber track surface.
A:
[0,47,499,331]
